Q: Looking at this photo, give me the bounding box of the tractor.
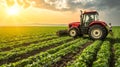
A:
[56,10,112,40]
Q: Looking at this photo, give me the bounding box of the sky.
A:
[0,0,120,26]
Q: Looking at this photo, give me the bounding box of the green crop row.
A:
[67,40,102,67]
[0,36,58,55]
[0,34,56,50]
[26,39,88,67]
[0,33,52,43]
[1,39,87,67]
[92,41,111,67]
[114,43,120,67]
[0,26,61,43]
[0,36,72,65]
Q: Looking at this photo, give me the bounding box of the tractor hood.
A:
[69,22,80,28]
[69,22,80,25]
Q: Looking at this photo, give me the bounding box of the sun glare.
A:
[6,6,21,16]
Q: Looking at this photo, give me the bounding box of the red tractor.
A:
[57,10,112,40]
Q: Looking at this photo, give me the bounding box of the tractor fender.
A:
[89,21,107,27]
[69,27,80,32]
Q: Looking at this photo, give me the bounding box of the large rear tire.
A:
[69,28,78,37]
[89,25,108,40]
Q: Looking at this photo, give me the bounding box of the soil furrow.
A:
[51,41,93,67]
[0,38,73,66]
[109,38,115,67]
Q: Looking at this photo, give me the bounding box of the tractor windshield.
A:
[82,13,99,26]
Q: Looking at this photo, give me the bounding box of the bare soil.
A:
[51,41,93,67]
[0,38,73,66]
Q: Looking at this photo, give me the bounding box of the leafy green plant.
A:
[92,41,110,67]
[67,40,102,67]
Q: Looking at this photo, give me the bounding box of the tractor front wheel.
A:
[69,28,78,37]
[89,25,108,40]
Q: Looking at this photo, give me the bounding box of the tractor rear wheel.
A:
[69,28,78,37]
[89,25,108,40]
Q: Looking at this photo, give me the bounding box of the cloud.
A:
[3,0,120,11]
[1,0,119,11]
[30,0,96,11]
[1,0,120,25]
[96,0,120,10]
[30,0,70,11]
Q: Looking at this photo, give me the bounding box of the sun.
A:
[6,5,21,16]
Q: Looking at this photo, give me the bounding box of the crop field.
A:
[0,26,120,67]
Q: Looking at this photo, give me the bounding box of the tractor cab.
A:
[79,11,101,34]
[81,11,99,27]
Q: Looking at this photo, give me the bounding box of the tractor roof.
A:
[83,11,98,14]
